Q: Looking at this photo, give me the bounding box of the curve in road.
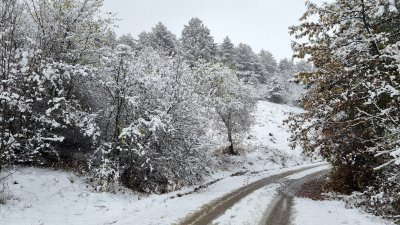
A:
[261,170,329,225]
[177,164,328,225]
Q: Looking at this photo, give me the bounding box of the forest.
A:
[0,0,308,193]
[1,0,400,224]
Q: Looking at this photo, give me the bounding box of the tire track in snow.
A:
[261,170,329,225]
[177,164,327,225]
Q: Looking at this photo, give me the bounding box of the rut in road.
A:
[177,164,326,225]
[261,170,329,225]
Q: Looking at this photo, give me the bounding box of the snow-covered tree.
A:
[278,58,295,72]
[0,0,111,171]
[234,43,262,83]
[93,47,213,192]
[258,49,278,82]
[136,22,178,56]
[194,63,256,155]
[295,60,313,72]
[289,0,400,219]
[181,18,217,65]
[218,36,236,68]
[118,33,136,47]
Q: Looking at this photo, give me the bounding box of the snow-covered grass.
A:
[292,198,395,225]
[199,100,309,175]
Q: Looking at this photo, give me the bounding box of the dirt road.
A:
[177,164,327,225]
[261,170,328,225]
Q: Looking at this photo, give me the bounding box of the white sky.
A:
[102,0,311,60]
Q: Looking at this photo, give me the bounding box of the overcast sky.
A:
[102,0,310,60]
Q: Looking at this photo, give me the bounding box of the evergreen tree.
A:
[234,43,262,82]
[259,49,278,74]
[218,36,236,67]
[278,58,294,72]
[294,60,312,72]
[136,31,152,51]
[118,33,137,50]
[137,22,179,56]
[258,49,278,83]
[181,18,217,65]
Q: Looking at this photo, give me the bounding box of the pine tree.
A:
[218,36,236,68]
[258,49,278,83]
[181,18,217,65]
[259,49,278,74]
[118,34,137,50]
[137,22,178,56]
[278,58,294,72]
[234,43,262,83]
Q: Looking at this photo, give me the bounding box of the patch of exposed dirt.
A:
[295,173,329,200]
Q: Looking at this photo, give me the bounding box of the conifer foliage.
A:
[181,18,217,65]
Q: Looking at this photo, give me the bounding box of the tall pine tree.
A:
[181,18,216,65]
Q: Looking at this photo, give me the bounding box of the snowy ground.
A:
[211,184,281,225]
[292,198,394,225]
[215,100,308,174]
[0,101,390,225]
[242,101,306,169]
[246,101,303,153]
[0,164,323,225]
[211,165,330,225]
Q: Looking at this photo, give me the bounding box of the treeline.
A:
[0,0,306,193]
[289,0,400,221]
[130,19,312,104]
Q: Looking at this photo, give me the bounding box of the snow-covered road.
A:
[178,164,328,225]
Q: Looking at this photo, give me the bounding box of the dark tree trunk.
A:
[227,129,238,155]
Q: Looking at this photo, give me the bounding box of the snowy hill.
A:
[216,100,307,173]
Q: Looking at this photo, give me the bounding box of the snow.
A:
[0,164,325,225]
[285,164,330,180]
[390,148,400,165]
[242,101,307,170]
[0,100,315,225]
[247,101,303,153]
[211,184,280,225]
[292,198,394,225]
[212,164,329,225]
[0,100,392,225]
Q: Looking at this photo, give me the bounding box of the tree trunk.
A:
[227,129,238,155]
